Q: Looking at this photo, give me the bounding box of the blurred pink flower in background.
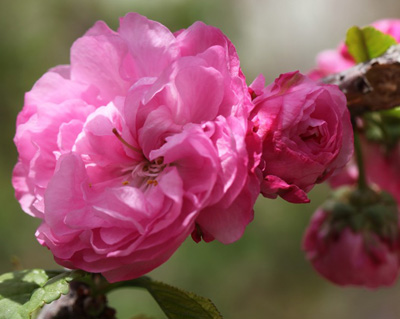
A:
[12,13,260,282]
[363,142,400,204]
[248,71,353,203]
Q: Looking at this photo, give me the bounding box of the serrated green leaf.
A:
[0,269,83,319]
[346,25,396,63]
[107,277,223,319]
[140,278,222,319]
[363,108,400,148]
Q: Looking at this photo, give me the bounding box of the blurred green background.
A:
[2,0,400,318]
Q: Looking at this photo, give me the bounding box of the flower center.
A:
[131,157,166,187]
[300,126,322,144]
[113,128,166,187]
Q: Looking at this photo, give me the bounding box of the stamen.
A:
[122,181,129,185]
[146,157,166,176]
[147,180,158,186]
[112,128,142,154]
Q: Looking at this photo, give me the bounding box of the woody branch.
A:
[323,44,400,115]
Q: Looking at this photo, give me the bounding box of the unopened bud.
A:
[303,186,400,288]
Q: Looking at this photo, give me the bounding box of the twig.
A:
[323,44,400,115]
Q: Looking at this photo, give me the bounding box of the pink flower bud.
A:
[303,189,400,288]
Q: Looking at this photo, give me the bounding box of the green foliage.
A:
[382,106,400,118]
[107,276,223,319]
[0,269,223,319]
[0,269,82,319]
[364,108,400,149]
[346,26,396,63]
[141,279,222,319]
[323,187,398,238]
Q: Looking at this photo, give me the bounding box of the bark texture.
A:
[323,44,400,115]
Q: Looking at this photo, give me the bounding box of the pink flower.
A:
[12,13,260,282]
[309,19,400,80]
[248,71,353,203]
[307,43,355,80]
[303,208,400,288]
[364,142,400,204]
[328,158,358,189]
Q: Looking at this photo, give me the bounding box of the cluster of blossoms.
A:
[304,19,400,288]
[13,13,352,283]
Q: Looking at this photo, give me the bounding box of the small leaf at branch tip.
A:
[346,25,397,63]
[346,26,370,63]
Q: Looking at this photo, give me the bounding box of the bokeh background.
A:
[1,1,400,318]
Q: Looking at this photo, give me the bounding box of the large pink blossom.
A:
[309,19,400,80]
[248,71,353,203]
[12,13,260,282]
[303,208,400,288]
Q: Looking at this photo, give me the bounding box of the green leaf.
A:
[346,26,397,63]
[107,277,223,319]
[346,26,369,63]
[139,278,222,319]
[363,26,397,59]
[363,108,400,149]
[0,269,83,319]
[381,106,400,118]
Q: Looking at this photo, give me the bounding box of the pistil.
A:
[112,128,142,154]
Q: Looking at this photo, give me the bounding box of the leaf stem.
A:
[353,127,368,190]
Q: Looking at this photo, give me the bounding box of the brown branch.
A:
[323,44,400,115]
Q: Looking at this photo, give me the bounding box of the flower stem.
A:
[353,128,368,190]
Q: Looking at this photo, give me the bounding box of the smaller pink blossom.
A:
[249,71,353,203]
[303,208,400,288]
